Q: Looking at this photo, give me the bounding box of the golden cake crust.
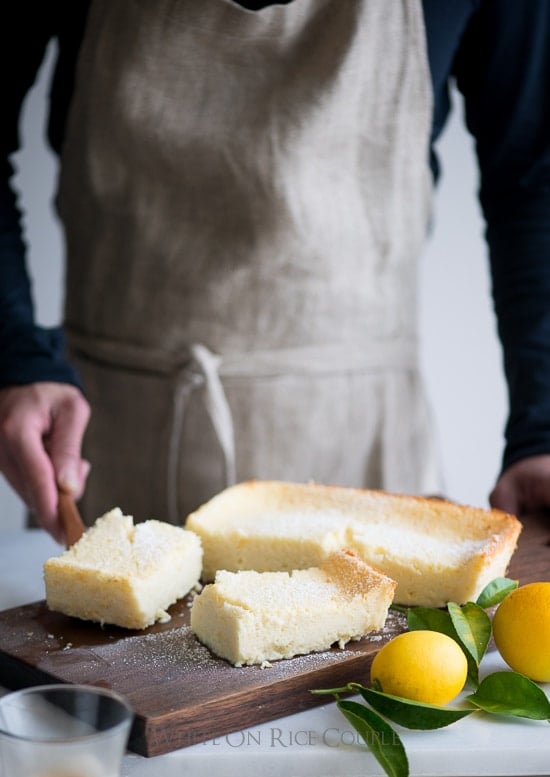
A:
[186,480,522,606]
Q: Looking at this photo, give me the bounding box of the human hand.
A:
[489,454,550,517]
[0,382,90,542]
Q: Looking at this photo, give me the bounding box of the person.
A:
[1,0,550,544]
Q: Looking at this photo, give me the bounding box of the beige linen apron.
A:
[56,0,440,524]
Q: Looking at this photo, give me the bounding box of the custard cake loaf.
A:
[44,508,202,629]
[191,549,396,665]
[186,480,522,607]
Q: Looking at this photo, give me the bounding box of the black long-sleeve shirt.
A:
[1,0,550,473]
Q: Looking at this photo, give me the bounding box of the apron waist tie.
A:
[66,332,418,376]
[66,331,418,522]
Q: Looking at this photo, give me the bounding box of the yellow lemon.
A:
[492,582,550,682]
[370,630,468,706]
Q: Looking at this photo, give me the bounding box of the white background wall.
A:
[0,43,507,529]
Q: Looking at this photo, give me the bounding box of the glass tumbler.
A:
[0,684,133,777]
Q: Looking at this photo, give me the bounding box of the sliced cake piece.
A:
[44,508,202,629]
[185,480,522,606]
[190,549,396,666]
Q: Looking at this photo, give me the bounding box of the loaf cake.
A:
[190,549,396,665]
[44,508,202,629]
[186,480,522,607]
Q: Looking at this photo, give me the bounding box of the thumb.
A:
[57,460,83,496]
[75,458,92,500]
[48,394,91,496]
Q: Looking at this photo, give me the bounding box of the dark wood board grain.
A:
[0,513,548,757]
[0,588,407,757]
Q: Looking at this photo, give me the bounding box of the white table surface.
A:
[1,528,549,777]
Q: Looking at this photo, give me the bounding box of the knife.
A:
[57,487,86,548]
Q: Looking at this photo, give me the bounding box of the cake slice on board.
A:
[191,549,396,666]
[44,508,202,629]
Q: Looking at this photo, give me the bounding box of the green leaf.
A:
[355,686,474,730]
[476,578,518,609]
[310,684,354,697]
[337,699,409,777]
[467,671,550,720]
[407,606,455,638]
[448,601,491,665]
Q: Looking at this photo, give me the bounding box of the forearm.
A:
[0,5,83,392]
[0,324,82,390]
[0,172,80,390]
[485,188,550,472]
[449,0,550,474]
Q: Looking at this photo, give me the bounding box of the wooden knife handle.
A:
[57,489,86,548]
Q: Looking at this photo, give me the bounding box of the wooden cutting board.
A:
[0,513,548,758]
[0,593,408,758]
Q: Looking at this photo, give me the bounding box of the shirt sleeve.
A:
[434,0,550,473]
[0,5,82,390]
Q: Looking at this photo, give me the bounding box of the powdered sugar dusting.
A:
[88,608,405,675]
[99,625,222,670]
